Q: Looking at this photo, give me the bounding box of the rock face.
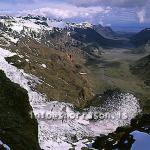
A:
[130,54,150,112]
[0,70,40,150]
[0,48,141,150]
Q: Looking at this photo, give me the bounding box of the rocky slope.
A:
[0,14,130,108]
[130,28,150,54]
[131,54,150,86]
[129,28,150,77]
[0,15,97,108]
[0,70,40,150]
[93,24,118,39]
[131,28,150,47]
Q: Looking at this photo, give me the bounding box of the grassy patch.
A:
[7,39,94,109]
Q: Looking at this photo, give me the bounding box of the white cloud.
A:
[19,4,111,20]
[137,9,145,23]
[66,0,150,8]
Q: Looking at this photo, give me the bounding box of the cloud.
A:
[18,3,111,23]
[137,9,145,23]
[66,0,150,8]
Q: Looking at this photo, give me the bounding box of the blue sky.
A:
[0,0,150,31]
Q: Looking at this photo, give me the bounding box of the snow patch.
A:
[41,64,47,68]
[25,59,29,62]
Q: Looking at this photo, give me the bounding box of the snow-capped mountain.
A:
[0,14,92,43]
[0,14,128,49]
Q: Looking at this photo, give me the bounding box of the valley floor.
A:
[86,48,150,113]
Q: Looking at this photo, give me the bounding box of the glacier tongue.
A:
[0,47,141,150]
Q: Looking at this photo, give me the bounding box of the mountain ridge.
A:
[131,28,150,47]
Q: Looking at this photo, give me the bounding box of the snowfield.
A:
[0,15,94,48]
[0,47,141,150]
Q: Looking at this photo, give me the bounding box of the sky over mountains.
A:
[0,0,150,31]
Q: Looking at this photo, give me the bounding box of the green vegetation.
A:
[86,49,150,113]
[0,70,40,150]
[6,38,150,112]
[3,32,149,113]
[7,39,94,109]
